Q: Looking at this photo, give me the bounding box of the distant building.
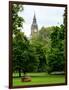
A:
[31,13,38,37]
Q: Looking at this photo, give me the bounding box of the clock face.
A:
[34,29,37,32]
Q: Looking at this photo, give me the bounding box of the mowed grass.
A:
[13,72,65,86]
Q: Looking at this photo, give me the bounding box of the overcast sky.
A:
[19,5,65,37]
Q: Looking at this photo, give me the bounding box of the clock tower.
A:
[31,13,38,37]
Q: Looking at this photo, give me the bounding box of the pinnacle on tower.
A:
[31,13,38,37]
[33,13,36,23]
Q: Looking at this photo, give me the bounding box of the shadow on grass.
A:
[13,74,64,78]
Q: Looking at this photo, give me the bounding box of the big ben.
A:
[31,13,38,37]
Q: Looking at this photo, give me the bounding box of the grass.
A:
[13,72,65,86]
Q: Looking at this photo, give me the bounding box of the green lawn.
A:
[13,72,65,86]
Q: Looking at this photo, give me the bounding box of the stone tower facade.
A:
[31,13,38,37]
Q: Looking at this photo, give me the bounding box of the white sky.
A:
[19,5,65,37]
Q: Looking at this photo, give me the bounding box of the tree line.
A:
[12,4,65,77]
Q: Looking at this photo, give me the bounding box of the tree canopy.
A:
[12,4,65,77]
[12,4,39,77]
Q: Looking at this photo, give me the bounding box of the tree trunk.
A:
[19,68,21,77]
[24,71,26,77]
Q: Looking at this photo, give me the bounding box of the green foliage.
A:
[12,4,65,76]
[30,42,47,72]
[12,4,25,76]
[47,25,65,73]
[12,4,24,35]
[30,27,52,72]
[13,32,28,71]
[13,32,39,74]
[63,8,67,28]
[30,25,65,73]
[12,4,39,75]
[21,46,39,73]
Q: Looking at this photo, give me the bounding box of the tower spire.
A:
[31,13,38,37]
[33,12,36,23]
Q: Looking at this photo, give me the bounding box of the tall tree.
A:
[30,26,53,72]
[12,4,24,77]
[12,4,39,77]
[47,25,65,73]
[13,32,39,77]
[63,8,67,28]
